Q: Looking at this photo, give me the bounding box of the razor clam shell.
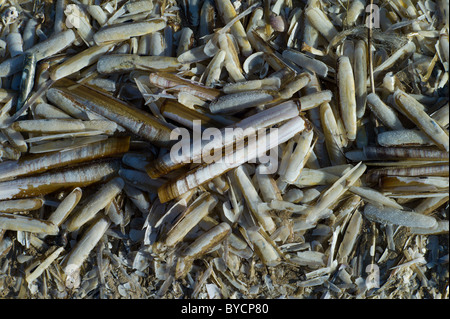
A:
[165,193,218,247]
[372,42,416,80]
[337,56,357,141]
[47,187,82,227]
[223,78,281,94]
[93,19,166,45]
[235,166,276,234]
[63,217,110,286]
[377,130,434,147]
[0,198,44,213]
[349,186,403,210]
[0,213,58,235]
[34,103,73,119]
[149,72,221,101]
[0,160,120,200]
[353,40,367,119]
[0,137,130,182]
[409,221,449,235]
[282,49,328,77]
[214,0,252,57]
[393,90,449,152]
[246,227,281,267]
[346,146,449,161]
[147,100,301,178]
[366,165,449,186]
[50,44,116,81]
[363,204,437,228]
[11,119,87,133]
[304,5,338,42]
[49,82,174,147]
[0,30,76,77]
[29,136,109,154]
[66,177,124,232]
[337,209,362,263]
[282,129,314,183]
[320,102,347,166]
[299,90,332,111]
[157,116,307,203]
[304,163,366,224]
[209,90,276,114]
[366,93,405,131]
[97,55,184,74]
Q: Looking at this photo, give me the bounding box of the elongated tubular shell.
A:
[165,193,218,247]
[372,42,416,80]
[345,0,365,26]
[214,0,252,56]
[349,186,403,209]
[363,204,437,228]
[97,55,183,74]
[0,198,44,213]
[246,228,280,266]
[377,130,433,147]
[0,30,76,77]
[304,5,338,42]
[366,165,449,183]
[93,19,166,45]
[25,246,65,283]
[50,43,116,81]
[0,160,120,200]
[282,49,328,77]
[209,90,276,114]
[12,119,86,133]
[160,100,224,129]
[235,166,276,233]
[337,209,362,263]
[378,176,449,192]
[0,213,59,235]
[393,89,449,152]
[354,40,367,119]
[337,56,357,141]
[0,137,130,182]
[176,223,232,278]
[47,187,82,227]
[346,146,449,161]
[182,222,231,259]
[282,129,314,183]
[146,100,302,178]
[157,116,307,203]
[304,162,366,224]
[66,177,124,232]
[149,72,221,101]
[63,217,110,276]
[50,79,174,147]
